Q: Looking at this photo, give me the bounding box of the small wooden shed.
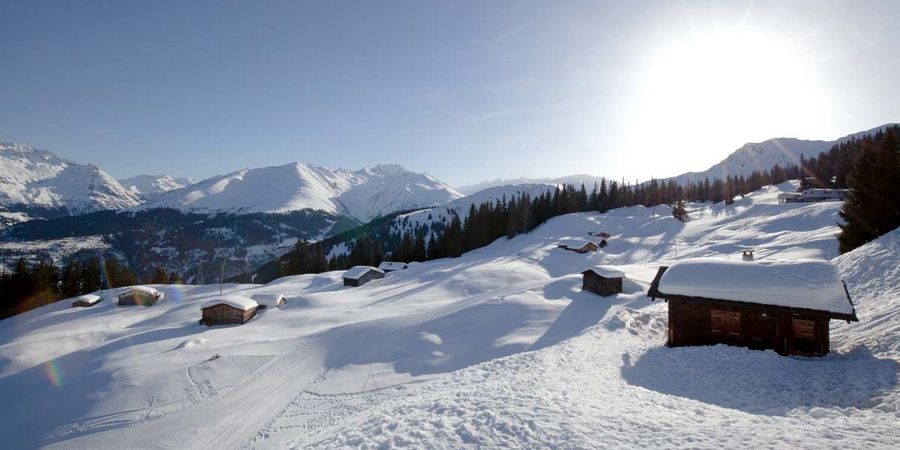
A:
[251,293,286,309]
[72,293,103,308]
[378,261,409,273]
[117,286,164,306]
[581,266,625,297]
[558,239,599,254]
[343,266,385,287]
[647,258,858,357]
[200,295,259,326]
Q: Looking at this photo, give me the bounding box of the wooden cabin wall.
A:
[667,298,831,356]
[202,304,257,325]
[118,291,158,306]
[582,272,623,297]
[345,271,385,287]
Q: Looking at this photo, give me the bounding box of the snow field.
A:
[0,182,897,449]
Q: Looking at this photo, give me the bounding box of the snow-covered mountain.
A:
[458,124,898,192]
[457,174,609,195]
[141,162,462,222]
[0,142,142,215]
[119,174,194,200]
[662,124,898,185]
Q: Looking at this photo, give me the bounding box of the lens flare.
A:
[44,359,64,388]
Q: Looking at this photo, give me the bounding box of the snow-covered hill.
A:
[119,174,194,200]
[3,183,898,448]
[141,162,462,222]
[663,124,897,185]
[0,143,142,215]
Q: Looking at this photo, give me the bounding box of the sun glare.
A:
[627,29,828,176]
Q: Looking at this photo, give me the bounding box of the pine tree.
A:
[839,127,900,253]
[671,201,689,222]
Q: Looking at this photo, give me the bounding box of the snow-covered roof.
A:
[122,286,159,296]
[343,266,384,280]
[251,293,286,307]
[73,294,102,305]
[583,265,626,279]
[657,258,854,315]
[558,239,594,249]
[378,261,408,271]
[201,295,258,311]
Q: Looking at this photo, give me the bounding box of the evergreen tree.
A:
[839,127,900,252]
[671,201,689,222]
[149,267,168,284]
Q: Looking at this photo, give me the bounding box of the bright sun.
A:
[627,29,828,177]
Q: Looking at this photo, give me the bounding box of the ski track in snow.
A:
[1,182,899,449]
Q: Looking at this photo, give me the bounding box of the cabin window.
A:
[710,310,741,337]
[792,319,816,340]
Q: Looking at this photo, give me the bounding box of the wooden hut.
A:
[200,295,259,326]
[72,293,103,308]
[378,261,409,273]
[647,258,858,357]
[117,286,164,306]
[251,293,286,309]
[557,239,599,254]
[343,266,385,287]
[581,266,625,297]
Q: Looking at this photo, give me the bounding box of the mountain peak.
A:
[140,161,461,221]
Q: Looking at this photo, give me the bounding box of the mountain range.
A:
[0,123,894,279]
[139,163,461,222]
[0,144,461,227]
[456,124,897,193]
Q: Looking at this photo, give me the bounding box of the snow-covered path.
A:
[47,340,327,449]
[2,182,899,449]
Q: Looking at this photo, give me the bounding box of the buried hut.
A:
[343,266,385,287]
[117,286,164,306]
[72,293,103,308]
[557,239,599,254]
[647,258,858,357]
[251,293,286,309]
[200,295,259,326]
[581,265,625,297]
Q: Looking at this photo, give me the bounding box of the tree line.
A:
[0,257,182,319]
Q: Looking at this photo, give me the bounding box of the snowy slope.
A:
[0,143,141,214]
[3,182,899,449]
[118,174,194,200]
[664,124,897,185]
[391,183,557,231]
[141,163,461,221]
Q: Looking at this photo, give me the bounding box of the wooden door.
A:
[750,314,779,351]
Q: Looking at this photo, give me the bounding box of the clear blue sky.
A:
[2,1,898,186]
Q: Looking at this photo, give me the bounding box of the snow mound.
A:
[833,228,900,358]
